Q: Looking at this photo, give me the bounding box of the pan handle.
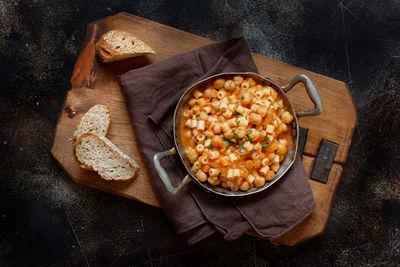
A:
[281,74,322,117]
[153,147,192,195]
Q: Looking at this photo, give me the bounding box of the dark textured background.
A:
[1,0,399,266]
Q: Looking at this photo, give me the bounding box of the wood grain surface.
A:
[51,13,357,246]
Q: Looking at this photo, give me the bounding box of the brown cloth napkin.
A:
[119,38,315,245]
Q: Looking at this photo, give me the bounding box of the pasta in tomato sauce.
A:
[180,75,293,192]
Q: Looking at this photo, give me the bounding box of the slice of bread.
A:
[74,104,110,142]
[96,30,155,62]
[75,133,139,181]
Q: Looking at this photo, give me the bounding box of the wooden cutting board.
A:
[51,13,357,246]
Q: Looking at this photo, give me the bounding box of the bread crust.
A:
[75,133,139,181]
[96,30,155,63]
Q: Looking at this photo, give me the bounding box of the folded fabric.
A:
[119,38,315,245]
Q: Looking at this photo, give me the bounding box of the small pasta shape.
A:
[276,144,287,155]
[282,111,293,123]
[193,90,203,99]
[211,135,224,147]
[209,168,220,177]
[197,134,205,143]
[254,176,265,188]
[259,165,270,176]
[198,98,207,108]
[198,120,205,131]
[204,88,218,98]
[241,81,250,90]
[187,149,198,163]
[210,159,220,168]
[214,78,225,89]
[229,153,238,162]
[196,144,204,153]
[208,176,221,186]
[203,106,212,114]
[211,100,220,109]
[200,156,209,165]
[227,169,234,180]
[223,109,233,118]
[278,123,288,133]
[188,98,197,106]
[224,80,236,90]
[209,151,220,160]
[248,129,260,141]
[196,169,207,182]
[213,123,221,134]
[223,130,233,139]
[255,90,264,98]
[266,124,275,134]
[249,113,262,125]
[265,171,275,181]
[220,122,230,133]
[235,126,247,139]
[243,141,253,152]
[192,160,201,172]
[240,168,249,178]
[201,164,210,173]
[246,174,255,184]
[245,160,254,170]
[271,163,280,173]
[233,169,241,178]
[261,157,269,166]
[221,181,230,188]
[239,181,250,191]
[219,101,228,112]
[220,156,230,166]
[233,75,244,85]
[217,90,226,100]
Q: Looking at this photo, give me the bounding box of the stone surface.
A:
[1,0,399,265]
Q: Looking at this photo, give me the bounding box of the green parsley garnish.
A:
[239,143,244,153]
[234,111,241,117]
[252,124,256,128]
[241,96,244,100]
[196,114,200,117]
[223,137,236,147]
[216,108,219,111]
[250,149,255,153]
[245,135,253,142]
[236,120,240,125]
[248,130,252,134]
[184,126,186,130]
[225,147,228,152]
[262,142,270,147]
[233,132,238,140]
[205,136,208,140]
[264,136,269,141]
[208,144,213,150]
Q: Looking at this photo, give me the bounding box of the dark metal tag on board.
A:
[311,139,338,183]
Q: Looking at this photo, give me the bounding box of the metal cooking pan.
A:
[153,72,322,197]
